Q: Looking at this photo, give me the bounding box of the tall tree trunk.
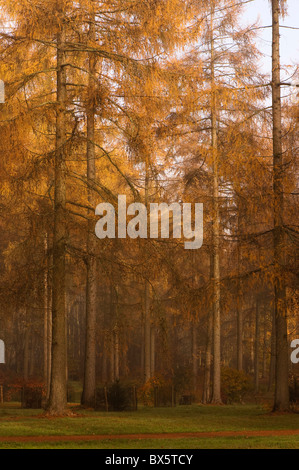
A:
[29,335,35,377]
[262,317,267,379]
[192,324,198,392]
[144,280,151,382]
[236,215,243,371]
[23,325,29,381]
[47,23,68,415]
[237,306,243,371]
[81,16,97,407]
[140,325,145,376]
[254,298,260,393]
[268,309,276,392]
[150,327,155,377]
[44,233,52,398]
[271,0,289,411]
[268,305,276,391]
[114,328,120,381]
[122,336,129,377]
[46,272,52,401]
[143,160,151,382]
[250,312,254,373]
[102,336,108,383]
[210,3,222,404]
[114,285,120,381]
[110,337,115,382]
[44,234,49,388]
[202,278,213,404]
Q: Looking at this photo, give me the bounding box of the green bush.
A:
[173,365,193,394]
[95,381,138,411]
[221,367,252,404]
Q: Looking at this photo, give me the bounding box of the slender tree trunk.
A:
[254,298,260,393]
[114,328,120,381]
[114,284,120,381]
[44,234,49,387]
[47,23,68,415]
[46,274,52,401]
[262,317,267,379]
[122,337,129,377]
[81,16,97,407]
[144,160,151,382]
[110,337,115,382]
[65,302,69,385]
[210,3,222,404]
[268,304,276,391]
[144,280,151,382]
[29,335,35,377]
[102,336,108,383]
[250,311,254,373]
[237,307,243,371]
[140,325,145,376]
[271,0,289,411]
[192,324,198,392]
[24,326,29,381]
[202,294,213,404]
[150,327,155,377]
[236,216,243,371]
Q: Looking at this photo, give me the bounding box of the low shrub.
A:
[21,382,46,409]
[95,381,137,411]
[221,367,252,404]
[138,375,166,406]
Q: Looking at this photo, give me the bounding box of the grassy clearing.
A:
[0,403,298,449]
[0,436,299,449]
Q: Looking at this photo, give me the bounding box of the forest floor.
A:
[0,403,298,449]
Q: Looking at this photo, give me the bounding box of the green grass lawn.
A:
[2,436,299,449]
[0,403,298,449]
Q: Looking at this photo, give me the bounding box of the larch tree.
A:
[66,0,200,396]
[0,0,297,414]
[81,6,97,408]
[186,0,266,404]
[47,4,68,415]
[271,0,290,412]
[209,0,221,404]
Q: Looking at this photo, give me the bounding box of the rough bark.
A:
[144,280,151,382]
[44,234,49,387]
[254,299,260,393]
[192,325,198,392]
[262,318,267,379]
[29,335,35,377]
[81,18,97,407]
[268,306,276,391]
[46,272,52,401]
[114,327,120,381]
[271,0,289,411]
[210,3,222,404]
[143,160,151,383]
[237,306,243,372]
[102,336,108,383]
[43,233,52,397]
[150,327,155,378]
[47,24,68,415]
[110,338,115,382]
[236,216,243,371]
[202,269,213,404]
[23,326,29,381]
